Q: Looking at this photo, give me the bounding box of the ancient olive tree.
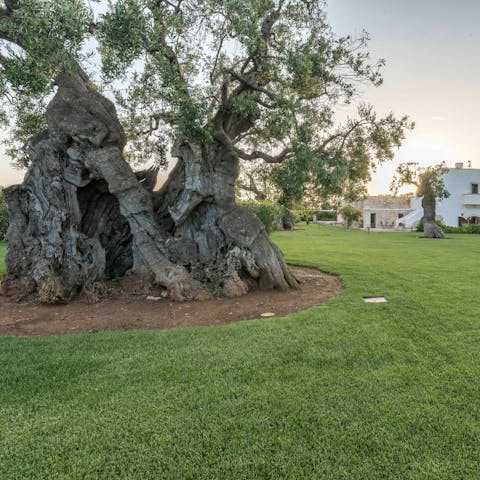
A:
[1,0,411,303]
[391,162,450,238]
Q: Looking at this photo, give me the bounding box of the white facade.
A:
[396,165,480,229]
[341,164,480,230]
[342,195,414,229]
[435,167,480,225]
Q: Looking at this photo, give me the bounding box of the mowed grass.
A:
[1,226,480,479]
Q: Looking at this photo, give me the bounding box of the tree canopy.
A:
[97,0,413,189]
[0,0,93,164]
[1,0,413,205]
[390,162,450,200]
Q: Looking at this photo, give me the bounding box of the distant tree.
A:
[391,162,450,238]
[339,205,361,229]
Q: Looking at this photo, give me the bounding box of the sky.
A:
[326,0,480,193]
[1,0,480,194]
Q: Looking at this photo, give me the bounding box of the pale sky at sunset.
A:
[327,0,480,193]
[1,0,479,194]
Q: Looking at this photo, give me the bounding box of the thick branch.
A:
[321,118,371,150]
[234,146,293,164]
[0,51,7,68]
[211,4,284,141]
[226,69,277,102]
[240,0,283,74]
[260,2,283,40]
[0,6,15,43]
[240,173,267,200]
[4,0,19,11]
[148,2,187,86]
[141,112,176,135]
[210,28,226,84]
[0,18,27,58]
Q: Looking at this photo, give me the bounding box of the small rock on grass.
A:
[260,312,276,318]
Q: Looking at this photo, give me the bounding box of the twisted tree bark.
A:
[154,139,298,296]
[422,193,445,239]
[1,72,297,303]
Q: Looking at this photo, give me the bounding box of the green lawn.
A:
[1,227,480,479]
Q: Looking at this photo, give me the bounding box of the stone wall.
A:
[341,195,414,229]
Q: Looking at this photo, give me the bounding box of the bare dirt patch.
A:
[0,266,342,337]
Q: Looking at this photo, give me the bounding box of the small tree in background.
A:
[391,162,450,238]
[339,205,362,229]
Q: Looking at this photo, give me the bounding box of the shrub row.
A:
[241,201,338,232]
[240,200,285,234]
[291,209,336,222]
[417,220,480,234]
[443,224,480,234]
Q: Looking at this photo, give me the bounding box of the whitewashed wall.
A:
[437,168,480,225]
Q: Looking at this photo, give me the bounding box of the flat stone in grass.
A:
[363,296,388,303]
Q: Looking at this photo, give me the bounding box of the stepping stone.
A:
[363,297,388,303]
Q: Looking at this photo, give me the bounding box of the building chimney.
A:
[455,162,464,169]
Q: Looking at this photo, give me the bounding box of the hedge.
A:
[240,200,285,234]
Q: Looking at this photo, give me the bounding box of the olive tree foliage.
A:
[247,104,412,209]
[391,161,450,238]
[0,0,93,166]
[97,0,413,177]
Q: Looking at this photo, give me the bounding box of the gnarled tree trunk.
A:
[1,71,298,303]
[154,139,298,297]
[422,193,444,239]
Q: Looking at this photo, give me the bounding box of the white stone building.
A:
[396,163,480,229]
[341,163,480,230]
[341,195,414,229]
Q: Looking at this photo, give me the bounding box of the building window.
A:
[472,183,479,194]
[398,213,404,219]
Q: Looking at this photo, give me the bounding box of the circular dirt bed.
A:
[0,266,342,337]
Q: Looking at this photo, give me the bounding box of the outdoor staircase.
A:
[395,208,423,230]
